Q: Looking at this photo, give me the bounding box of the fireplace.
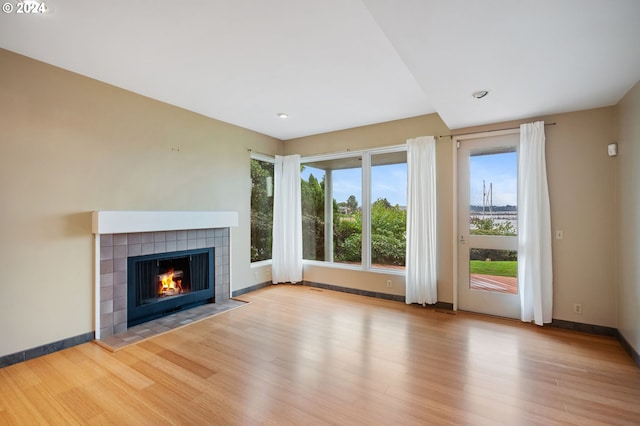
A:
[93,211,238,339]
[127,247,215,326]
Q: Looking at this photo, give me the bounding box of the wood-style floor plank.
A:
[1,284,639,425]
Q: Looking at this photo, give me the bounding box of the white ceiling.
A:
[1,0,639,140]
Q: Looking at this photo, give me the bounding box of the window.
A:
[250,157,274,262]
[301,146,407,271]
[301,157,362,265]
[371,151,407,268]
[469,148,518,236]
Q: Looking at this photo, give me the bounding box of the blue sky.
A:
[301,163,408,207]
[469,151,517,206]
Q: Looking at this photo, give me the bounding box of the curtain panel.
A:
[272,154,303,283]
[405,136,438,305]
[518,121,553,325]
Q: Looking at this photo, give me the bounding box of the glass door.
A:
[457,132,520,319]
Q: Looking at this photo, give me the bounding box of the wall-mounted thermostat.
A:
[607,143,618,157]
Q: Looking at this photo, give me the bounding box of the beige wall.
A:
[0,49,281,357]
[615,80,640,354]
[286,108,619,327]
[284,115,455,302]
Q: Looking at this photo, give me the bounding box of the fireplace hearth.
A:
[127,247,215,326]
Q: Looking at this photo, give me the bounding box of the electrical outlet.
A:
[386,280,392,288]
[573,303,582,314]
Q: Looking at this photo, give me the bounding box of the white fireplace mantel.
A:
[92,210,239,234]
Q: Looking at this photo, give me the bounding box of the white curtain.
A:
[405,136,438,305]
[518,121,553,325]
[272,154,303,283]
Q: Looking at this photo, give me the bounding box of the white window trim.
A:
[300,144,406,164]
[250,151,275,163]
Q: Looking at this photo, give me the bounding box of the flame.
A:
[158,269,183,296]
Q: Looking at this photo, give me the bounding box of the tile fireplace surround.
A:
[93,211,238,339]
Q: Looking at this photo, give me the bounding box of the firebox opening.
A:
[127,247,215,326]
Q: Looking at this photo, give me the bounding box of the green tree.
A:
[250,159,274,262]
[301,173,326,260]
[300,181,408,267]
[334,210,361,262]
[334,198,407,266]
[346,195,358,213]
[470,217,516,236]
[370,198,406,266]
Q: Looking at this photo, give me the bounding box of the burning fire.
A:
[158,269,183,296]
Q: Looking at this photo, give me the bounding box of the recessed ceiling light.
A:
[277,113,289,119]
[472,90,489,99]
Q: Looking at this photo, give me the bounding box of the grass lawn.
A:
[470,260,517,278]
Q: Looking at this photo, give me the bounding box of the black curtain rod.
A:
[438,122,556,139]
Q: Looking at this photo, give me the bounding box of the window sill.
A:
[303,259,406,276]
[250,259,272,268]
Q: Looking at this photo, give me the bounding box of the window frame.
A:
[301,144,407,275]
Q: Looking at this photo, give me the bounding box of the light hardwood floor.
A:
[1,285,639,425]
